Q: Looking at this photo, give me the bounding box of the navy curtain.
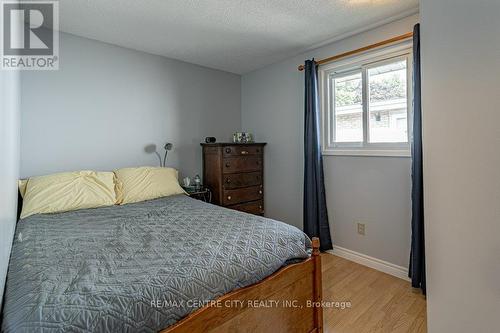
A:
[409,24,426,294]
[303,60,333,251]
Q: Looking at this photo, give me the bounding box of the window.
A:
[320,45,412,156]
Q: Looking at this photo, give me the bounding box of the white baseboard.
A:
[327,246,409,281]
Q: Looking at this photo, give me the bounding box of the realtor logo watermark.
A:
[1,0,59,70]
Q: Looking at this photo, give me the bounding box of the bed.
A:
[2,195,322,332]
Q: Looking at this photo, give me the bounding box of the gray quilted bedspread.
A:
[1,195,311,332]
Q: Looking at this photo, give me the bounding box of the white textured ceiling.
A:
[57,0,418,74]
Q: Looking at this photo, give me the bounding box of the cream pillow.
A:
[18,179,28,198]
[20,170,117,219]
[114,166,185,205]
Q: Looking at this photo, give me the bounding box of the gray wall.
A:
[241,15,418,267]
[0,70,21,306]
[20,32,241,179]
[421,1,500,331]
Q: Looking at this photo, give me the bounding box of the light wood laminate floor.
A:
[321,253,427,333]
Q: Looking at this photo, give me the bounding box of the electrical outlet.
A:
[357,223,365,236]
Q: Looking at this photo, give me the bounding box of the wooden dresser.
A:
[201,143,266,216]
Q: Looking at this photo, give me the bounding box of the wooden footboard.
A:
[161,238,323,333]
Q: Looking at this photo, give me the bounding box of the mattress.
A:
[1,195,311,332]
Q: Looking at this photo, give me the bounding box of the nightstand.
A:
[182,186,212,203]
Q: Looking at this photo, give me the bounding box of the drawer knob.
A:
[259,205,263,210]
[241,150,248,155]
[256,161,260,165]
[227,196,232,201]
[225,148,231,153]
[225,162,230,168]
[259,190,263,194]
[256,149,260,153]
[225,178,231,183]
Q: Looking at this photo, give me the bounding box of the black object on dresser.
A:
[201,142,266,216]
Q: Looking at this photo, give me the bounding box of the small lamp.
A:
[163,142,173,167]
[144,142,173,167]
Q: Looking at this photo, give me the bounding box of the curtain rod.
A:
[297,32,413,71]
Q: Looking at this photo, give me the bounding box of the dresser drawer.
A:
[229,200,264,215]
[223,145,263,157]
[223,157,262,174]
[223,185,263,205]
[223,172,262,189]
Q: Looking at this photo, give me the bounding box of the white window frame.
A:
[320,42,413,157]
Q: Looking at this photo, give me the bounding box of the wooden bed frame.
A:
[161,238,323,333]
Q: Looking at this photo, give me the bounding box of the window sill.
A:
[322,149,411,157]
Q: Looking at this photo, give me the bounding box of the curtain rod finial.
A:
[298,64,305,71]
